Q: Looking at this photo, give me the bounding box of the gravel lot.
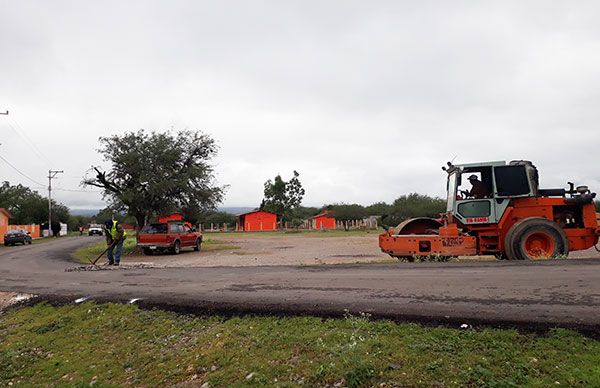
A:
[127,231,390,267]
[121,231,600,268]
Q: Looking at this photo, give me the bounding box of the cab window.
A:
[458,201,491,218]
[494,165,530,196]
[457,167,494,199]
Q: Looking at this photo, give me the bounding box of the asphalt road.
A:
[1,237,600,331]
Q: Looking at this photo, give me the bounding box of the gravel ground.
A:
[119,232,600,268]
[0,291,35,312]
[126,233,391,267]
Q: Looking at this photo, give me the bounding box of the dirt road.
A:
[1,236,600,330]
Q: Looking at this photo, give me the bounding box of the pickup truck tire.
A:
[171,240,181,255]
[142,248,153,256]
[193,239,201,252]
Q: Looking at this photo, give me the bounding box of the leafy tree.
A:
[365,202,391,217]
[198,210,237,227]
[93,207,137,225]
[68,215,94,231]
[595,201,600,213]
[292,206,320,220]
[0,181,70,225]
[83,129,226,227]
[383,193,446,226]
[260,171,305,223]
[328,203,366,230]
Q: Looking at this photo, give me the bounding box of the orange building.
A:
[0,208,11,229]
[0,208,41,243]
[238,210,277,231]
[313,212,336,230]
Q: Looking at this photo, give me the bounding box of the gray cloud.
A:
[1,1,599,210]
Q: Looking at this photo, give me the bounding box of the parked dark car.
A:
[4,229,33,246]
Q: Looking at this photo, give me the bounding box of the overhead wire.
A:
[7,118,53,166]
[0,154,46,187]
[1,116,105,195]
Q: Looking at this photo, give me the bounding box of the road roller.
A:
[379,160,600,260]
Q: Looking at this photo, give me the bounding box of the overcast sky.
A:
[1,1,599,211]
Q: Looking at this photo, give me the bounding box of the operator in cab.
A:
[465,174,490,199]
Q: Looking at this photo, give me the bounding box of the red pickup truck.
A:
[137,222,202,255]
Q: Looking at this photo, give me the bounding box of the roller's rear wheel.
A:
[504,218,568,260]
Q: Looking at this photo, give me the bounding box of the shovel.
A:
[90,240,117,266]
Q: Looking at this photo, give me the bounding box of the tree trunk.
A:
[135,214,146,230]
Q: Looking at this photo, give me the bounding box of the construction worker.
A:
[103,219,127,266]
[465,174,491,199]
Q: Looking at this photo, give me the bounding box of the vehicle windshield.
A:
[6,230,23,235]
[447,172,458,211]
[141,223,168,234]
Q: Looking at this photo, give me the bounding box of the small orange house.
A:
[0,208,41,242]
[313,212,336,230]
[238,210,277,231]
[0,208,11,228]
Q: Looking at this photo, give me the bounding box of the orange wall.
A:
[0,224,41,243]
[243,212,277,231]
[314,215,336,230]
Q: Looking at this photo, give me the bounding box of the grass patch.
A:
[1,303,599,387]
[71,237,138,264]
[72,237,240,263]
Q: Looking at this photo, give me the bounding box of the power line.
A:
[0,154,102,193]
[6,119,52,166]
[0,154,45,187]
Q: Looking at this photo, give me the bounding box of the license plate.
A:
[149,246,157,250]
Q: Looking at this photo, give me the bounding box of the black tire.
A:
[504,218,568,260]
[193,239,201,252]
[171,240,181,255]
[143,248,153,256]
[28,240,32,245]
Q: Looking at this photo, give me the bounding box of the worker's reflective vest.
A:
[110,220,127,239]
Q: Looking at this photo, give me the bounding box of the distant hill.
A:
[70,208,101,216]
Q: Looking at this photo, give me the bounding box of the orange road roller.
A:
[379,160,600,260]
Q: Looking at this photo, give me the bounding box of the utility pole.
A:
[48,170,63,237]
